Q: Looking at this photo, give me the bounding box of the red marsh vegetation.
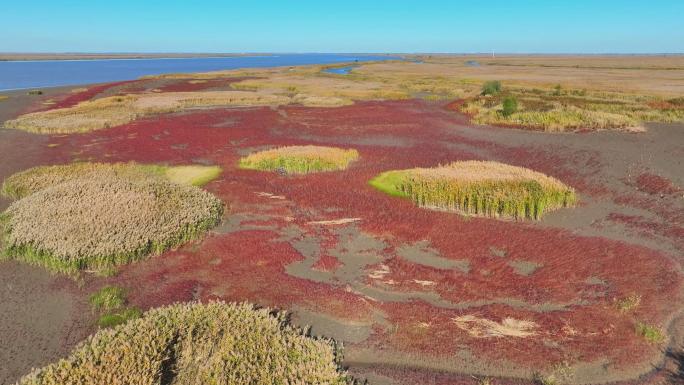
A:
[4,78,684,384]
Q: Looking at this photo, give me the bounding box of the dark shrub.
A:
[502,96,518,117]
[553,84,563,96]
[481,81,502,96]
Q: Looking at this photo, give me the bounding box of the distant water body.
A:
[0,54,398,91]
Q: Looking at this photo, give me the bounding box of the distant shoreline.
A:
[0,53,274,61]
[0,54,399,91]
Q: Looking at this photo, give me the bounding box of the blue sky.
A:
[1,0,682,53]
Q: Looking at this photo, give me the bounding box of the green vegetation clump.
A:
[481,80,502,95]
[0,95,8,102]
[370,161,576,220]
[96,308,142,328]
[89,286,127,312]
[89,286,141,327]
[239,145,359,174]
[0,162,224,274]
[27,90,43,95]
[164,165,222,186]
[17,301,351,385]
[502,96,518,117]
[636,322,665,344]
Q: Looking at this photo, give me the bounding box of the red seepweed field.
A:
[1,72,683,385]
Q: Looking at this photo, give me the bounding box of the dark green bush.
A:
[27,90,43,95]
[502,96,518,117]
[553,84,563,96]
[481,80,502,95]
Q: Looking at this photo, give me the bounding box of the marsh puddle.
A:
[322,65,358,75]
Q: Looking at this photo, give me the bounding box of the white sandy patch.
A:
[255,192,286,200]
[307,218,361,226]
[368,264,391,279]
[453,315,538,338]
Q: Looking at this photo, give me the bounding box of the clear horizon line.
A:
[1,51,683,56]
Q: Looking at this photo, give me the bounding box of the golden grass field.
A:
[18,301,350,385]
[0,163,224,273]
[5,55,683,133]
[239,145,360,174]
[370,161,577,220]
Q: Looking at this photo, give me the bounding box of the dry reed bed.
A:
[151,60,684,131]
[9,58,682,133]
[0,163,224,273]
[239,145,359,174]
[2,162,162,199]
[17,301,351,385]
[150,61,479,105]
[370,161,576,219]
[397,56,684,95]
[1,162,222,199]
[3,91,291,134]
[460,87,684,132]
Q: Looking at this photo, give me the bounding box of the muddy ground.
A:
[0,82,682,385]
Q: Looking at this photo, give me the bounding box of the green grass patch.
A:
[88,285,141,328]
[16,301,351,384]
[0,95,8,102]
[636,322,665,344]
[97,308,142,328]
[239,145,359,174]
[370,161,576,220]
[502,96,518,117]
[89,286,126,312]
[164,165,222,186]
[368,170,411,197]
